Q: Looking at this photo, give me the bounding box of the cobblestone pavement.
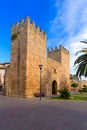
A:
[0,95,87,130]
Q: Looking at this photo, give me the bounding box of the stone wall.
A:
[47,47,61,62]
[47,45,70,92]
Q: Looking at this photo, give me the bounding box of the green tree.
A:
[71,83,78,87]
[74,40,87,77]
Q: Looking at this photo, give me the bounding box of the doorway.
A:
[52,80,57,94]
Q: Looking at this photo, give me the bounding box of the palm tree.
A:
[74,40,87,78]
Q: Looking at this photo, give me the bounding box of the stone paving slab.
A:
[0,95,87,130]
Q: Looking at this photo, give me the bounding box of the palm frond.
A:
[74,53,87,77]
[74,54,87,65]
[74,39,87,77]
[75,49,85,55]
[80,39,87,44]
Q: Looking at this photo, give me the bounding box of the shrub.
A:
[83,87,87,92]
[11,33,18,40]
[71,83,78,87]
[83,85,87,92]
[83,85,87,88]
[58,88,70,99]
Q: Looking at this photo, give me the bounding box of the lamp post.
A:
[39,64,43,101]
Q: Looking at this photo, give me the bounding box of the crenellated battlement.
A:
[11,16,46,36]
[47,46,59,52]
[59,45,69,54]
[47,45,69,54]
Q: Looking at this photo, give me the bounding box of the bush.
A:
[11,33,18,40]
[83,87,87,92]
[71,83,78,87]
[83,85,87,88]
[83,85,87,92]
[58,88,70,99]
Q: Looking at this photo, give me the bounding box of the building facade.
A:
[5,16,70,98]
[0,63,9,91]
[70,74,87,89]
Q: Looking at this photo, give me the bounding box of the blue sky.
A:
[1,0,87,75]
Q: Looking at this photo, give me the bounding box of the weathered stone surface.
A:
[5,16,70,98]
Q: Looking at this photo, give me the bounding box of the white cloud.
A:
[47,0,87,77]
[66,29,87,75]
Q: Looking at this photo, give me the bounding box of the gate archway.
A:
[52,80,57,94]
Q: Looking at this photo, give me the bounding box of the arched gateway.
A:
[52,80,57,94]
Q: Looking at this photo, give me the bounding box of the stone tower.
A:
[5,16,47,97]
[5,16,70,98]
[48,45,70,77]
[47,46,70,92]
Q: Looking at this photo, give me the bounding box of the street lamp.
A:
[39,64,43,101]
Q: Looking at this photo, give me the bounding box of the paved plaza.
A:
[0,95,87,130]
